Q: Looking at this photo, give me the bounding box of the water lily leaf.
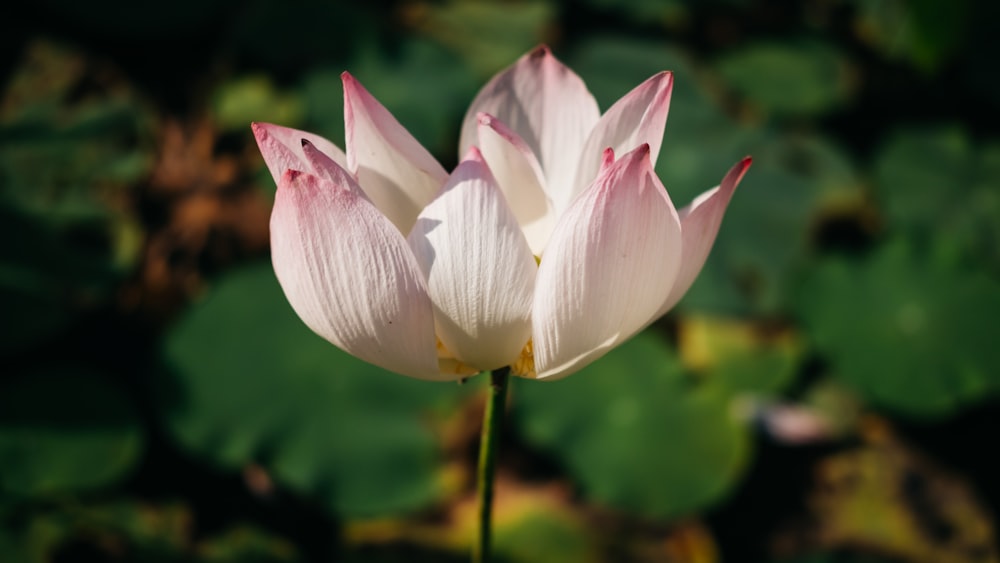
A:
[406,0,555,78]
[0,369,143,496]
[158,262,471,517]
[213,76,304,133]
[874,126,1000,268]
[684,133,864,315]
[850,0,969,72]
[513,331,750,520]
[678,314,802,396]
[492,501,598,563]
[795,238,1000,417]
[716,40,855,117]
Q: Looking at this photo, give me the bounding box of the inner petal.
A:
[477,113,556,255]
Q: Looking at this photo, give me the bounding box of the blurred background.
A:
[1,0,999,561]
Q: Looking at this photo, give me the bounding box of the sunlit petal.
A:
[572,72,673,203]
[343,72,448,234]
[532,144,683,380]
[408,149,536,371]
[658,157,752,315]
[459,45,600,207]
[270,168,447,380]
[476,112,555,255]
[251,122,347,186]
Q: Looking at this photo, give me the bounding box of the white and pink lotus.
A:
[253,46,750,381]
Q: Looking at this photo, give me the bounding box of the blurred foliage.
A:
[159,263,472,517]
[514,332,750,520]
[2,0,999,561]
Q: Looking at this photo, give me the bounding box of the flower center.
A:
[436,337,479,376]
[510,339,536,379]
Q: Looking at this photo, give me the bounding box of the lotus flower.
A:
[253,46,750,381]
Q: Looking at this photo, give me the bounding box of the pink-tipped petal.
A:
[459,46,600,204]
[342,72,448,234]
[407,149,536,371]
[532,144,683,380]
[271,169,446,380]
[658,157,752,315]
[477,113,556,254]
[251,122,347,186]
[572,72,673,203]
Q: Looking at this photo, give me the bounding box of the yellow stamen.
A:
[510,339,537,379]
[437,337,479,377]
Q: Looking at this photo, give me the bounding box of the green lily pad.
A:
[678,314,802,396]
[684,133,864,314]
[716,40,855,117]
[0,369,143,496]
[409,0,555,78]
[513,331,750,520]
[213,76,304,133]
[874,126,1000,268]
[795,238,1000,417]
[158,263,472,517]
[849,0,969,72]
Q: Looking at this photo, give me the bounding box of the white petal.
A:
[251,122,347,186]
[407,148,536,371]
[271,168,448,380]
[658,157,751,315]
[476,113,556,255]
[572,72,673,204]
[343,72,448,234]
[458,45,600,208]
[532,144,683,380]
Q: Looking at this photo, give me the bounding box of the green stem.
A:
[473,367,510,563]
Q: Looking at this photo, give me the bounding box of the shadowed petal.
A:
[658,157,752,315]
[459,45,600,205]
[408,148,536,371]
[343,72,448,234]
[532,144,683,380]
[476,113,555,255]
[572,72,673,204]
[271,168,447,380]
[252,122,347,186]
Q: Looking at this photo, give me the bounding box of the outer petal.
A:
[458,45,600,206]
[658,157,752,315]
[271,168,446,380]
[476,113,555,255]
[407,148,536,371]
[532,144,683,380]
[571,72,673,205]
[252,122,348,186]
[343,72,448,234]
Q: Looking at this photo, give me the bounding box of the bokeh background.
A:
[2,0,999,561]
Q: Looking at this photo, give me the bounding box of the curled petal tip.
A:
[463,145,485,162]
[529,44,552,58]
[476,112,494,126]
[600,147,615,170]
[727,156,753,188]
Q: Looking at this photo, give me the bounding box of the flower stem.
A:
[473,367,510,563]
